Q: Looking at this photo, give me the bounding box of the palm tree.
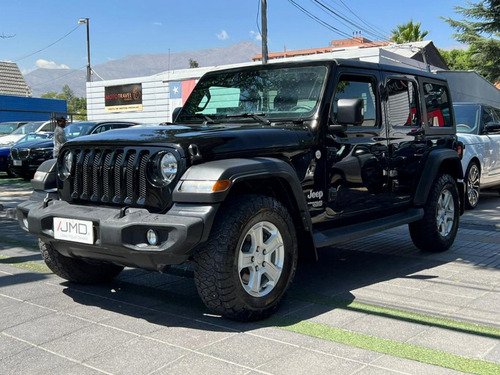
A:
[390,20,429,43]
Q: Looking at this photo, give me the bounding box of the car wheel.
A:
[193,195,298,321]
[40,240,123,283]
[465,162,480,209]
[409,174,459,252]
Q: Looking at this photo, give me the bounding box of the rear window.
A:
[423,82,452,127]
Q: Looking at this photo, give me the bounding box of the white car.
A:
[455,102,500,209]
[0,120,55,146]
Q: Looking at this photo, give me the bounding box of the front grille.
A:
[18,149,30,159]
[10,148,19,159]
[64,147,168,211]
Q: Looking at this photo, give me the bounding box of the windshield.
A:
[12,122,44,135]
[177,65,328,124]
[454,104,480,134]
[0,123,19,135]
[64,122,96,139]
[16,132,52,144]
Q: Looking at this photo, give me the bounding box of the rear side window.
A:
[386,79,419,127]
[423,82,452,127]
[333,75,378,127]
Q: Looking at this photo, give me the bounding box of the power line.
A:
[287,0,353,39]
[312,0,388,41]
[13,25,81,62]
[333,0,389,39]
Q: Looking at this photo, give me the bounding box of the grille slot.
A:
[67,148,157,208]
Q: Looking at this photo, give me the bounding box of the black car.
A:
[9,121,138,179]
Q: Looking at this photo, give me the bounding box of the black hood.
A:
[65,123,313,161]
[11,138,53,150]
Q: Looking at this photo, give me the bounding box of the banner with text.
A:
[105,83,143,112]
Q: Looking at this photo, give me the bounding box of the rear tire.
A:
[193,195,298,321]
[409,174,459,252]
[465,162,480,209]
[40,240,123,283]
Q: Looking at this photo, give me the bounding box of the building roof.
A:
[0,61,32,97]
[253,38,448,71]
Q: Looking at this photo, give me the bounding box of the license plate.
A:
[53,218,94,244]
[13,160,22,166]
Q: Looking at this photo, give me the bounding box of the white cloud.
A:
[36,59,70,69]
[249,30,262,41]
[153,22,162,26]
[217,30,229,40]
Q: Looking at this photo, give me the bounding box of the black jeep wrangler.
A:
[17,59,464,321]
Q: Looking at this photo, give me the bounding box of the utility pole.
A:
[78,18,91,82]
[261,0,268,64]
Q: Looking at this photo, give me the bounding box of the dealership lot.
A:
[0,179,499,374]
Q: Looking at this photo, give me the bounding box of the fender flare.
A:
[174,157,308,209]
[413,149,464,207]
[173,157,314,234]
[31,158,58,191]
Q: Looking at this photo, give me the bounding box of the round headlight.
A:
[60,151,73,179]
[159,152,178,184]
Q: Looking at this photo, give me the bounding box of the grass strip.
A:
[291,290,500,339]
[268,317,500,375]
[0,254,50,273]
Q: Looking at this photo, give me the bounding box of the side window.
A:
[423,82,452,127]
[386,79,419,127]
[332,75,378,127]
[492,107,500,123]
[482,107,494,125]
[40,122,54,132]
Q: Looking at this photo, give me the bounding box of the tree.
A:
[41,85,87,120]
[438,48,474,71]
[443,0,500,82]
[189,58,199,68]
[390,20,429,43]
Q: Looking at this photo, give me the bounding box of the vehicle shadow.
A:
[58,226,497,337]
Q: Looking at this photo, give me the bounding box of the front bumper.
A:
[17,199,219,271]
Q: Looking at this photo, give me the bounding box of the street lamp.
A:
[78,18,91,82]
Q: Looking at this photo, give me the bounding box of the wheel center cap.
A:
[256,252,265,265]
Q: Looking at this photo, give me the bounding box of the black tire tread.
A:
[409,174,459,252]
[40,240,123,284]
[193,194,297,321]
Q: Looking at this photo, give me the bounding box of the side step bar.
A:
[313,208,424,248]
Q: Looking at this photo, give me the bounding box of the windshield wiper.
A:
[226,112,271,125]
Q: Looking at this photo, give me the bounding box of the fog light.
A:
[146,229,158,246]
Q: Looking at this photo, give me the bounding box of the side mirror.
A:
[484,122,500,133]
[172,107,182,122]
[337,98,364,125]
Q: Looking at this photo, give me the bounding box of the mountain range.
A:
[25,41,261,98]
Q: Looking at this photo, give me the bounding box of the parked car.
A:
[455,102,500,208]
[18,59,464,321]
[0,121,28,137]
[0,120,55,146]
[0,132,53,177]
[9,121,138,179]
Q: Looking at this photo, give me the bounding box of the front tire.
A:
[465,162,480,209]
[40,240,124,283]
[409,174,459,252]
[193,195,298,321]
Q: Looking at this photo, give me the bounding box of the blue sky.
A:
[0,0,469,74]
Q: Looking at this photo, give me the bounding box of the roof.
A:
[0,61,32,97]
